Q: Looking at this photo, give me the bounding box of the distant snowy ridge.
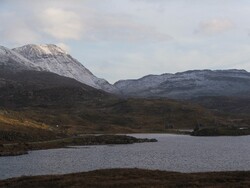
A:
[114,69,250,99]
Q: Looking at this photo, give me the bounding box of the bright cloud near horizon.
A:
[1,0,250,83]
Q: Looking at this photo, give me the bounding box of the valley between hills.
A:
[0,44,250,154]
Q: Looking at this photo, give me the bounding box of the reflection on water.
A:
[1,134,250,180]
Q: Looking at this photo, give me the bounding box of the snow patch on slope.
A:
[0,46,41,71]
[13,44,119,93]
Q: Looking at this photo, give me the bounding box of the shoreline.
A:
[0,135,157,157]
[2,132,250,157]
[1,168,250,188]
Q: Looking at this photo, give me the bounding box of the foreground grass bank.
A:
[0,135,157,157]
[1,168,250,188]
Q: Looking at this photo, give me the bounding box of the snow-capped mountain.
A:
[12,44,118,93]
[2,43,250,98]
[115,69,250,99]
[0,46,41,72]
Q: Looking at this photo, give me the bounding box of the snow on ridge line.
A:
[35,44,67,55]
[11,44,118,93]
[0,46,41,71]
[13,44,68,56]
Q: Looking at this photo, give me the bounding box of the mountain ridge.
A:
[2,43,250,99]
[0,46,41,72]
[0,44,118,93]
[114,69,250,99]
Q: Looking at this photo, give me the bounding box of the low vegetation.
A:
[1,168,250,188]
[1,97,250,144]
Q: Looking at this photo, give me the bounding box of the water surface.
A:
[1,134,250,180]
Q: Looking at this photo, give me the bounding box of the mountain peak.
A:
[36,44,67,54]
[13,44,67,57]
[11,44,118,93]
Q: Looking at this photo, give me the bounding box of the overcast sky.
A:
[1,0,250,83]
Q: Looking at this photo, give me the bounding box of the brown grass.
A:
[1,168,250,188]
[1,97,249,144]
